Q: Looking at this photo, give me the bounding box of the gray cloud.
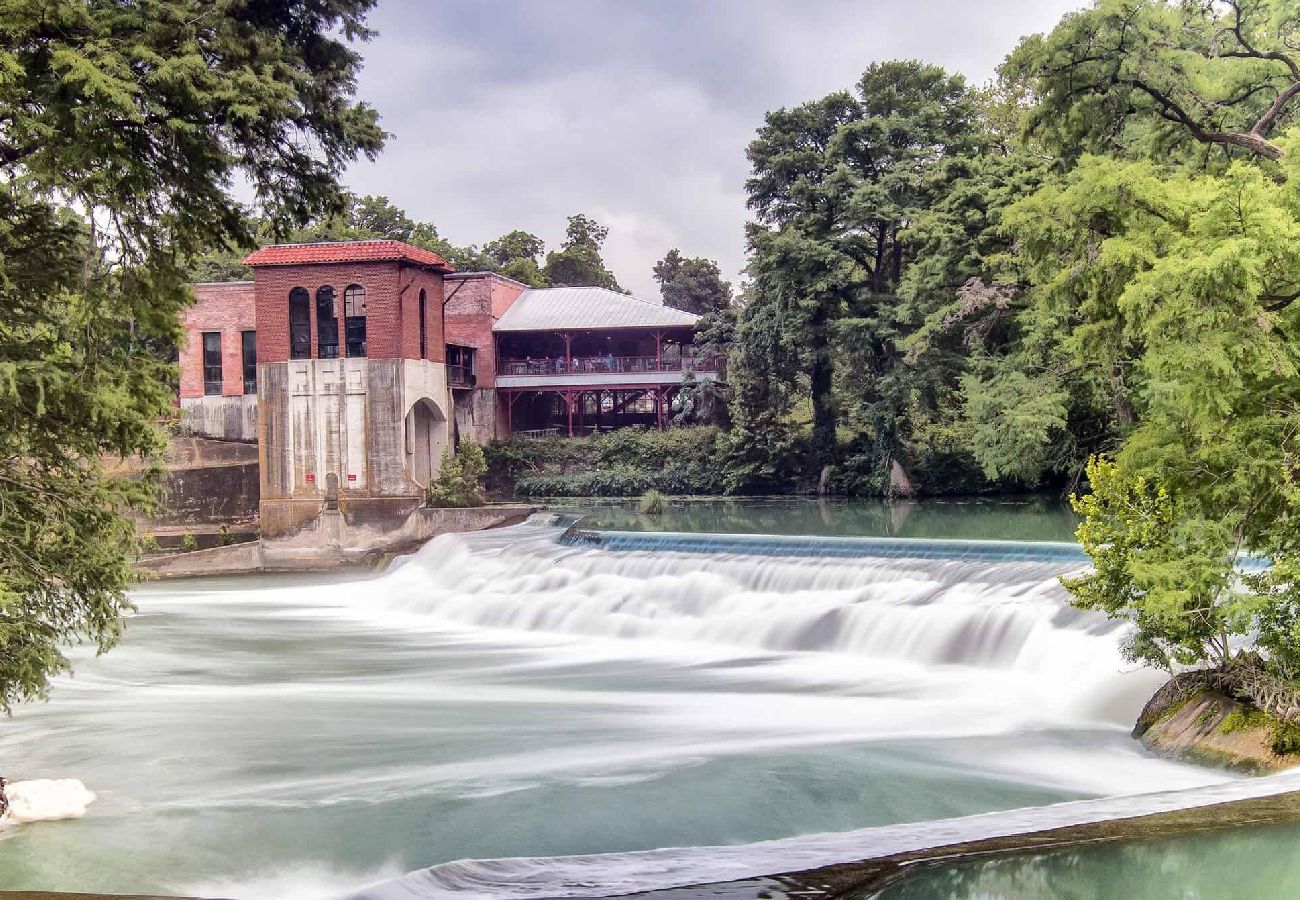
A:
[344,0,1085,298]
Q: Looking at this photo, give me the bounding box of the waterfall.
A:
[359,522,1159,728]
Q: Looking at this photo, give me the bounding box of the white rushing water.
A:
[0,518,1278,899]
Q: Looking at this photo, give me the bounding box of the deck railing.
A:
[500,354,719,377]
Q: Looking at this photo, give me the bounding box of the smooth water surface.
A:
[572,496,1079,542]
[0,501,1268,899]
[873,819,1300,899]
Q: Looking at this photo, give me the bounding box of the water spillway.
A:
[0,511,1271,899]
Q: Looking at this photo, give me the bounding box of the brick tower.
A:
[244,240,455,537]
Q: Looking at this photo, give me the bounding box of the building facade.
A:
[179,239,720,536]
[243,241,454,536]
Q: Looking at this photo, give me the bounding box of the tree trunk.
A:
[809,322,836,469]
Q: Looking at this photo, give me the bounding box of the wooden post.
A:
[562,333,572,373]
[566,391,574,437]
[653,330,663,371]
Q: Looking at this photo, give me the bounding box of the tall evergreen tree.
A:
[0,0,384,710]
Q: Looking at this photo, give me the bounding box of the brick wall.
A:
[251,261,447,364]
[444,273,526,389]
[180,282,256,399]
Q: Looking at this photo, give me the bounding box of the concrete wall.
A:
[137,504,537,577]
[258,357,454,537]
[179,394,258,442]
[266,504,535,556]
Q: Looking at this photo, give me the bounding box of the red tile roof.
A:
[243,240,454,271]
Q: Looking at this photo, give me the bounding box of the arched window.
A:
[316,286,339,359]
[289,287,311,359]
[419,288,427,359]
[344,284,367,357]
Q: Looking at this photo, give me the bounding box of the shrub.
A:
[639,489,667,515]
[138,532,161,555]
[217,525,234,546]
[179,531,198,552]
[487,426,727,499]
[427,440,488,508]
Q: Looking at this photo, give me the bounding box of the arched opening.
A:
[344,284,367,357]
[324,473,339,510]
[289,287,311,359]
[316,286,338,358]
[404,397,448,488]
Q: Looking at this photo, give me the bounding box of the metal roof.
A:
[492,287,700,332]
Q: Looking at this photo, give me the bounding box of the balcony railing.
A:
[500,354,719,377]
[448,364,476,388]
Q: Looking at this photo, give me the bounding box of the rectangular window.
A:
[241,331,257,394]
[202,332,222,395]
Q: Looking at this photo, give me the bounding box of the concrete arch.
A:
[404,396,448,488]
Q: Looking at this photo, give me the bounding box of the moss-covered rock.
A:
[1135,677,1300,774]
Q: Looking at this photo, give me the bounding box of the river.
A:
[0,498,1292,898]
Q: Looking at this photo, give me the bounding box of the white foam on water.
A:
[1,779,96,825]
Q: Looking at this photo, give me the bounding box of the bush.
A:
[138,532,161,555]
[179,530,197,552]
[639,490,667,515]
[487,427,727,498]
[217,525,234,546]
[427,440,488,507]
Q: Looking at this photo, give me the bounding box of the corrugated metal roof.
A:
[243,240,453,271]
[493,287,699,332]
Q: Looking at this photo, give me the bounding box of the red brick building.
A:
[180,239,720,535]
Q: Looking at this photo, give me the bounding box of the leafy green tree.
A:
[744,60,981,472]
[484,230,548,287]
[427,441,488,507]
[543,214,624,290]
[0,0,383,711]
[1007,0,1300,164]
[653,249,732,314]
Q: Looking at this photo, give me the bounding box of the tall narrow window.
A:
[289,287,311,359]
[316,286,339,359]
[202,332,222,395]
[419,288,427,359]
[344,284,367,357]
[241,331,257,394]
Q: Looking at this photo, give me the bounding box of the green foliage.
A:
[653,249,732,314]
[1007,0,1300,165]
[138,533,161,555]
[638,490,667,515]
[427,441,488,508]
[217,525,234,547]
[543,214,623,290]
[0,0,382,710]
[179,531,198,553]
[1064,457,1241,672]
[487,427,728,498]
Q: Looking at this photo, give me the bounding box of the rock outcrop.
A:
[1134,673,1300,774]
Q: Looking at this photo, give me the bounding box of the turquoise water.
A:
[872,820,1300,899]
[571,496,1080,542]
[1,501,1286,900]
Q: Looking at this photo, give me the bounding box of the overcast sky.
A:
[343,1,1085,299]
